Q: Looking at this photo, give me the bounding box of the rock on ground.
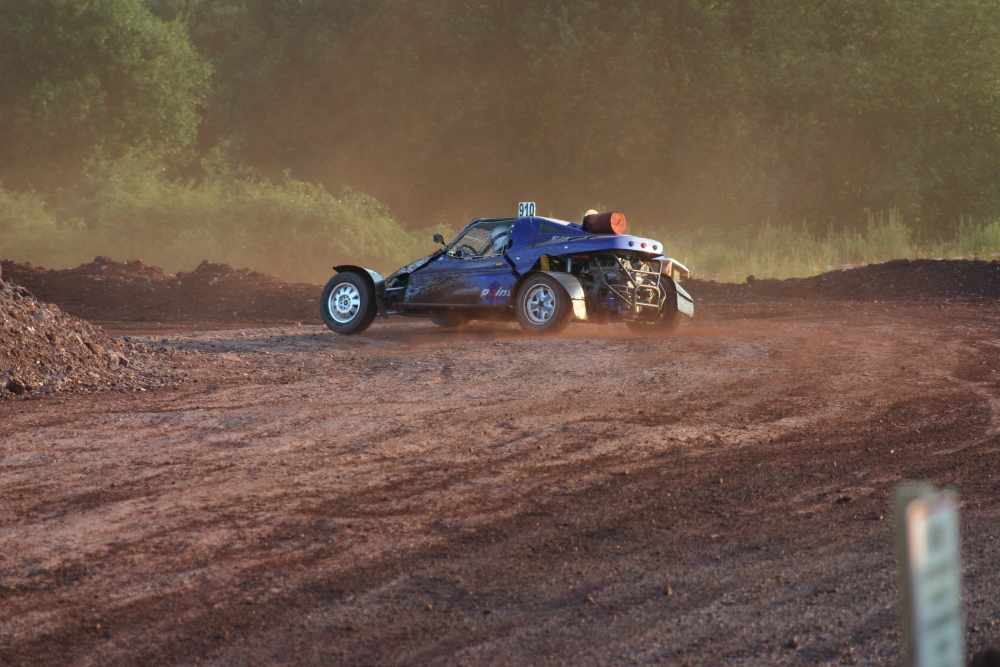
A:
[0,277,178,399]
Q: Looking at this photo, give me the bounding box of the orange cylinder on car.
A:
[583,211,627,234]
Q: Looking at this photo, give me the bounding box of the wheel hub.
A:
[524,284,555,325]
[329,283,361,323]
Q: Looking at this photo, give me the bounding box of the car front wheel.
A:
[320,273,377,334]
[515,274,572,334]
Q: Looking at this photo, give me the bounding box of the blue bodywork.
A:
[343,215,693,323]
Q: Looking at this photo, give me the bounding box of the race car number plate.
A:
[518,202,536,217]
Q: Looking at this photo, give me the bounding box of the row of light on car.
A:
[627,240,659,251]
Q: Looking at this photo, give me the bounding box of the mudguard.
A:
[663,258,692,279]
[674,281,695,317]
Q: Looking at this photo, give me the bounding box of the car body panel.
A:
[404,253,517,306]
[507,217,667,275]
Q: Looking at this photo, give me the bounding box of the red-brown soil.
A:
[3,288,1000,665]
[1,258,321,325]
[687,257,1000,302]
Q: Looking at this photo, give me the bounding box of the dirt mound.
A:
[688,258,1000,301]
[5,256,1000,331]
[0,257,321,324]
[0,276,177,399]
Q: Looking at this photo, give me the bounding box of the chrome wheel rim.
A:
[329,283,361,323]
[524,284,556,325]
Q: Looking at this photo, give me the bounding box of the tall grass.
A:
[0,158,451,284]
[4,173,1000,285]
[641,211,1000,282]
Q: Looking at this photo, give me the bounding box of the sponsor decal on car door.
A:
[406,256,516,306]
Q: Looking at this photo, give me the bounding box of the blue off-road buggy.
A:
[320,210,694,335]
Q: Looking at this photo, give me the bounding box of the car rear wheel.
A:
[515,274,571,334]
[320,273,377,334]
[626,308,684,336]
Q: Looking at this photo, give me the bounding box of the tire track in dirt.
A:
[3,303,1000,665]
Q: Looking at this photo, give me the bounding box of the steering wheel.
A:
[454,243,477,258]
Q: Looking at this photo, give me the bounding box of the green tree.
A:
[191,0,1000,231]
[0,0,211,189]
[721,0,1000,229]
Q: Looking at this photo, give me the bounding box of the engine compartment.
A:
[544,251,675,322]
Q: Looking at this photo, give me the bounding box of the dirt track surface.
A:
[3,301,1000,666]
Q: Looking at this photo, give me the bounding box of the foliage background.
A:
[3,0,1000,282]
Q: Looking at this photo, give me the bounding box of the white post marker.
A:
[895,483,965,667]
[518,202,536,217]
